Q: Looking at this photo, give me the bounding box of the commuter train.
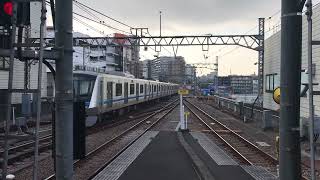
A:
[73,66,179,125]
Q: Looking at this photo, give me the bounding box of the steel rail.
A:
[44,100,178,180]
[184,99,278,165]
[0,134,52,156]
[186,99,311,180]
[88,102,178,179]
[184,101,253,165]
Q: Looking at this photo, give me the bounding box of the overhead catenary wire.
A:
[45,1,131,35]
[73,2,101,21]
[213,9,283,59]
[73,16,107,36]
[73,0,134,29]
[73,12,131,34]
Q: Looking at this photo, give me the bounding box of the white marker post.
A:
[178,88,189,131]
[180,93,185,130]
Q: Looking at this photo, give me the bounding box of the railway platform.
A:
[92,130,276,180]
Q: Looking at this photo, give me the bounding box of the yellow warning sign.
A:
[273,87,280,104]
[185,111,190,116]
[178,89,189,95]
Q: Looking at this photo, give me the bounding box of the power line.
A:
[73,12,131,34]
[74,2,101,21]
[73,0,134,29]
[73,16,106,36]
[45,1,130,35]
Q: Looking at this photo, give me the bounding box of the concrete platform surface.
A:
[94,130,277,180]
[117,131,201,180]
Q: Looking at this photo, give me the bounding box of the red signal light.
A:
[3,2,13,16]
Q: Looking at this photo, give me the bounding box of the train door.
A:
[136,83,139,101]
[99,80,104,107]
[157,85,159,96]
[124,82,128,104]
[149,83,151,99]
[144,84,147,99]
[107,82,113,107]
[151,84,154,98]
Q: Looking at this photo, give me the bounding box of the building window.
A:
[0,57,9,70]
[140,84,144,93]
[265,74,278,93]
[116,83,122,96]
[130,84,135,95]
[90,56,99,62]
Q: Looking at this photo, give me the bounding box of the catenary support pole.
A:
[55,0,74,179]
[280,0,305,179]
[32,1,46,179]
[2,3,18,180]
[306,0,316,179]
[160,11,162,37]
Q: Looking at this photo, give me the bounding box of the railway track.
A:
[184,99,312,180]
[0,99,178,179]
[44,100,178,180]
[184,100,277,167]
[0,129,52,166]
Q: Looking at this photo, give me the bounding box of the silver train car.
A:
[73,67,179,125]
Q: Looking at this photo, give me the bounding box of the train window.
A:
[153,85,156,92]
[140,84,144,93]
[79,81,90,96]
[73,81,79,96]
[130,84,135,95]
[116,83,122,96]
[149,85,151,92]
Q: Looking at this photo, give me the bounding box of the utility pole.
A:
[55,0,73,179]
[280,0,305,179]
[306,0,316,179]
[33,0,46,179]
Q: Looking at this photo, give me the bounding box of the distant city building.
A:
[151,59,161,80]
[185,64,196,85]
[211,75,258,95]
[159,56,186,84]
[252,78,259,94]
[47,30,141,78]
[216,76,231,86]
[230,75,255,94]
[142,56,186,84]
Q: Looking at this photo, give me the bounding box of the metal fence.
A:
[0,98,54,129]
[198,95,279,130]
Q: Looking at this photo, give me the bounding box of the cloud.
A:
[85,0,280,30]
[74,0,281,75]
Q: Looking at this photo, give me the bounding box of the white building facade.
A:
[263,4,320,129]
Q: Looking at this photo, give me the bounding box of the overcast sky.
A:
[69,0,284,76]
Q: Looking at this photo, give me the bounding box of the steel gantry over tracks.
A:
[19,19,265,102]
